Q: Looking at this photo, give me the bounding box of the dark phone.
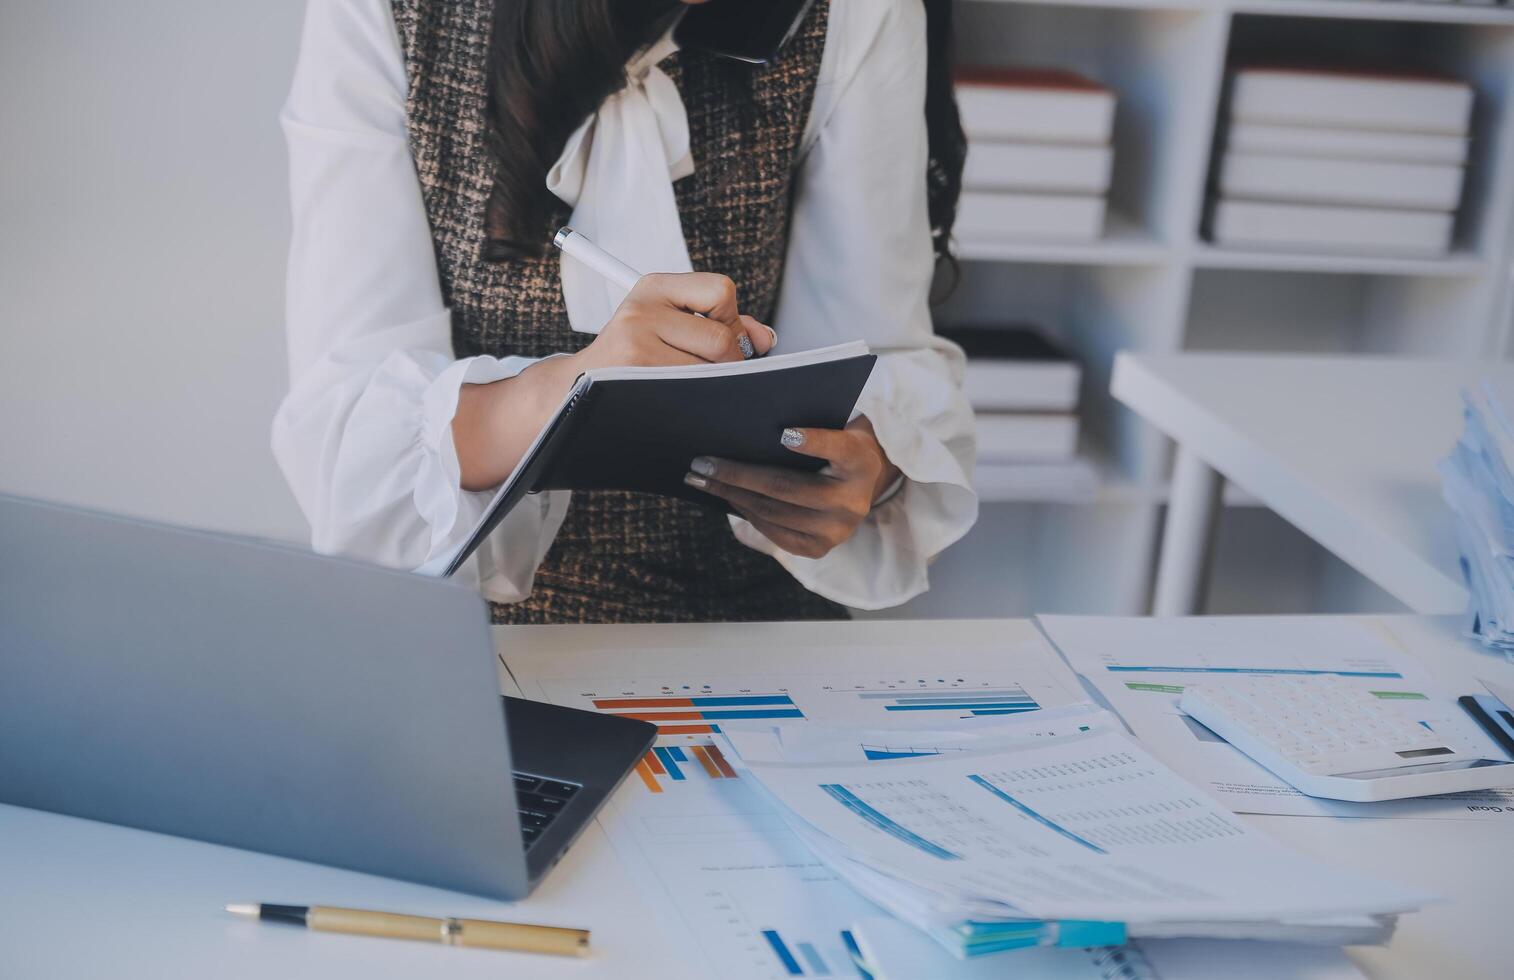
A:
[673,0,815,65]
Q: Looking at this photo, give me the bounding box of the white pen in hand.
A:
[553,226,642,293]
[553,226,759,360]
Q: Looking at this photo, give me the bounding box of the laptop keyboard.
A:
[512,772,581,848]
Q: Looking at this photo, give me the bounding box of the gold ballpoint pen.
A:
[225,903,590,957]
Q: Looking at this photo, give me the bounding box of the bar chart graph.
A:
[634,742,741,794]
[593,693,805,735]
[866,686,1040,717]
[859,740,972,761]
[518,651,1086,980]
[761,929,841,977]
[686,881,871,980]
[550,667,1071,736]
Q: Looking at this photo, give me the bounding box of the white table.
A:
[1112,353,1484,616]
[3,616,1512,978]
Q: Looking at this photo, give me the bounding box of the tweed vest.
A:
[390,0,846,623]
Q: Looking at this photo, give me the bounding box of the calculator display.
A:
[1395,746,1455,759]
[1335,757,1514,780]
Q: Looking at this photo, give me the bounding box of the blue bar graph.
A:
[881,695,1036,705]
[868,685,1041,718]
[666,746,687,762]
[697,708,804,720]
[1106,666,1402,679]
[821,784,960,860]
[857,689,1033,700]
[797,941,831,976]
[839,931,869,980]
[687,696,795,706]
[884,702,1037,712]
[969,774,1107,854]
[652,746,685,780]
[862,747,936,760]
[593,693,804,730]
[763,930,804,976]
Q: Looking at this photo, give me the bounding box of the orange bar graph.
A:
[593,697,695,709]
[633,757,662,793]
[643,750,666,775]
[705,743,738,778]
[613,710,707,722]
[657,724,718,735]
[690,744,722,778]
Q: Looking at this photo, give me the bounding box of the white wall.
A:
[1,1,309,541]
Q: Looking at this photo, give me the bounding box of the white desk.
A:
[3,616,1512,978]
[1111,353,1485,616]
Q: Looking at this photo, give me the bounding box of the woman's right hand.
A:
[572,272,775,373]
[453,271,772,491]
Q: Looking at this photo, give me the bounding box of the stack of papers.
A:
[502,621,1114,978]
[848,917,1369,980]
[500,623,1432,978]
[1440,383,1514,658]
[721,706,1429,960]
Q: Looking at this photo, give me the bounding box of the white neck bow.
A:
[546,30,694,334]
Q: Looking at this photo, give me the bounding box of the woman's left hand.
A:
[684,417,902,559]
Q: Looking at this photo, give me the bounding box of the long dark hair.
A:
[921,0,965,271]
[483,0,965,265]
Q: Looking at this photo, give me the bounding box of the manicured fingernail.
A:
[737,334,755,359]
[780,428,805,449]
[691,457,715,476]
[684,472,708,489]
[765,325,778,347]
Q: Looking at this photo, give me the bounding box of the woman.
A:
[273,0,977,623]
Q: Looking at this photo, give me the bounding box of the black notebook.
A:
[435,342,877,576]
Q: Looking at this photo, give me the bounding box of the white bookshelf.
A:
[870,0,1514,620]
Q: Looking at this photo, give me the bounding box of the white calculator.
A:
[1179,674,1514,802]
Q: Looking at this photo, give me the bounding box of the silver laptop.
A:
[0,493,655,899]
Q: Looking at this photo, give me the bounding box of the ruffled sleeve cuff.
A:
[412,355,572,602]
[729,351,979,610]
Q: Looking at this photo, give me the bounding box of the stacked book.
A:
[1211,67,1474,256]
[1440,382,1514,660]
[938,323,1097,502]
[954,67,1117,243]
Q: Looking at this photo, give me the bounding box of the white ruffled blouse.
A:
[272,0,978,611]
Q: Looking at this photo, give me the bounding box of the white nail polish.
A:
[780,428,805,449]
[691,457,715,476]
[684,472,709,489]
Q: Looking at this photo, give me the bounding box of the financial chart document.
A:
[746,730,1428,925]
[1038,615,1514,820]
[501,622,1085,980]
[722,704,1125,768]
